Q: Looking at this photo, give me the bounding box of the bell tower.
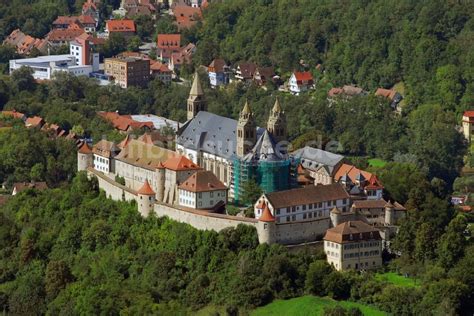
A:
[267,98,287,144]
[187,72,206,120]
[236,100,257,157]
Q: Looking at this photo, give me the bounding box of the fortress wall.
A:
[275,218,331,244]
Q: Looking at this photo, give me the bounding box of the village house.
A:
[25,116,45,129]
[92,139,121,174]
[462,110,474,142]
[292,146,345,185]
[98,111,179,133]
[327,85,367,103]
[288,71,314,95]
[334,163,384,200]
[234,62,257,82]
[254,183,351,224]
[157,34,181,62]
[82,0,100,23]
[375,88,403,111]
[105,20,136,38]
[207,58,231,88]
[178,170,228,210]
[172,4,202,30]
[3,29,47,55]
[150,61,173,84]
[324,221,382,271]
[45,28,87,47]
[12,181,48,195]
[0,110,26,121]
[52,15,97,33]
[169,43,195,72]
[253,66,276,87]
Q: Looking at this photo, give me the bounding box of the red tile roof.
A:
[25,116,44,128]
[157,34,181,49]
[162,155,200,171]
[375,88,398,101]
[334,163,383,189]
[13,181,48,194]
[78,141,93,154]
[150,61,172,73]
[46,29,86,42]
[324,221,381,244]
[328,87,343,97]
[137,179,155,195]
[294,71,313,82]
[106,20,136,33]
[172,4,202,29]
[259,201,275,222]
[1,110,25,120]
[179,170,227,192]
[463,111,474,118]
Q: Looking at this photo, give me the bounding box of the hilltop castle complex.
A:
[78,73,406,260]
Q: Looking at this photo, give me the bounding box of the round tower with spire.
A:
[257,201,276,244]
[77,141,93,171]
[236,100,257,157]
[267,98,287,144]
[187,72,206,121]
[137,179,155,217]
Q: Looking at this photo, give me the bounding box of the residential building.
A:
[157,34,181,62]
[12,182,48,195]
[150,61,172,84]
[104,56,150,88]
[172,5,202,30]
[207,58,230,88]
[328,85,366,102]
[178,170,228,210]
[334,163,384,200]
[45,29,86,47]
[292,146,345,185]
[105,20,136,38]
[462,110,474,142]
[324,221,382,271]
[25,116,45,128]
[82,0,100,23]
[169,43,195,72]
[0,110,26,121]
[70,35,100,72]
[3,29,47,55]
[253,183,351,224]
[92,140,121,174]
[52,15,97,33]
[288,71,314,95]
[375,88,403,111]
[235,62,257,82]
[253,66,275,86]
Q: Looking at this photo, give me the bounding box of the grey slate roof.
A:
[243,130,286,162]
[176,111,264,159]
[291,146,344,174]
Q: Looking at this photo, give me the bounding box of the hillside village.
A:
[0,0,473,314]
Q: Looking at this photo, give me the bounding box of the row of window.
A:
[343,251,379,259]
[276,199,347,214]
[343,241,379,250]
[282,211,327,222]
[347,262,377,269]
[94,156,108,164]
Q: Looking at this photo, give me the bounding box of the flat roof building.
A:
[104,56,150,88]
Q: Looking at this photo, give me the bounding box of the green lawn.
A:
[375,272,419,287]
[251,296,386,316]
[368,158,387,168]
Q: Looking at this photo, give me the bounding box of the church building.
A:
[176,73,298,202]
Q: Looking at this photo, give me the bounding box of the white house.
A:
[288,71,314,95]
[92,140,120,174]
[324,221,382,271]
[178,170,228,210]
[254,183,350,224]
